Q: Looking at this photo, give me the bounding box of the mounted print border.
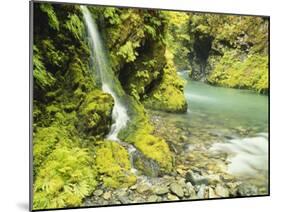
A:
[29,0,270,211]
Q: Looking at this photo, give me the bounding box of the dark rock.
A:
[185,170,209,185]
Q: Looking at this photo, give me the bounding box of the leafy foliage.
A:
[207,51,268,93]
[33,45,56,89]
[64,14,85,40]
[39,3,60,30]
[33,147,97,210]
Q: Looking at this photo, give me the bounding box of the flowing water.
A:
[152,70,268,185]
[81,6,129,141]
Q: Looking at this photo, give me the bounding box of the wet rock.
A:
[207,174,221,184]
[208,187,219,198]
[93,189,103,196]
[215,184,229,197]
[197,184,206,199]
[103,191,112,200]
[148,195,159,202]
[130,184,137,190]
[136,183,150,194]
[237,183,258,196]
[184,182,196,198]
[170,182,184,198]
[167,193,180,201]
[185,170,209,185]
[179,135,188,142]
[118,195,130,204]
[176,168,186,176]
[132,150,161,177]
[154,185,169,195]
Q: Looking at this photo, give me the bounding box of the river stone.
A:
[118,195,130,204]
[148,195,159,202]
[136,184,150,193]
[185,182,196,198]
[176,168,186,176]
[154,185,169,195]
[208,187,219,198]
[197,184,206,199]
[93,189,103,196]
[237,183,258,196]
[215,184,229,197]
[167,193,180,201]
[130,184,137,190]
[103,191,112,200]
[170,182,184,197]
[185,170,209,185]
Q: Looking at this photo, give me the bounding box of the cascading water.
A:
[81,6,129,141]
[81,6,142,175]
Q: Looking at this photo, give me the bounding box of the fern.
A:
[33,46,56,89]
[64,14,84,40]
[40,3,59,30]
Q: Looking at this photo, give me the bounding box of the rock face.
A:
[170,183,184,198]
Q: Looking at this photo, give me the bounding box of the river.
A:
[149,70,269,194]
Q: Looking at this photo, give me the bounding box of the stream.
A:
[82,7,269,206]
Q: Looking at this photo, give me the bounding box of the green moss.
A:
[143,51,187,112]
[95,141,136,188]
[134,134,173,172]
[119,97,173,173]
[207,50,268,94]
[33,147,97,210]
[78,90,114,137]
[39,3,60,31]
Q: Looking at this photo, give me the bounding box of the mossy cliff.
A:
[32,3,186,209]
[167,13,269,94]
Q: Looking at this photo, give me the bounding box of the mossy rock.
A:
[95,141,137,188]
[207,50,268,94]
[143,52,188,113]
[78,90,114,137]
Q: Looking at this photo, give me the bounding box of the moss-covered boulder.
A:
[119,97,174,174]
[95,141,137,188]
[78,90,114,137]
[143,51,187,113]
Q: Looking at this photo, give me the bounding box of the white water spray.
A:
[211,133,268,177]
[81,6,129,141]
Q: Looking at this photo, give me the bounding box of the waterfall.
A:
[81,6,129,141]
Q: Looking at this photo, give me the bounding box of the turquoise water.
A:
[179,71,269,133]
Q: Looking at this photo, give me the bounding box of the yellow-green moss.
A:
[119,97,173,173]
[95,141,136,188]
[134,134,173,172]
[207,51,268,94]
[143,51,187,112]
[78,90,114,137]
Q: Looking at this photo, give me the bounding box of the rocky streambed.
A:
[83,109,268,207]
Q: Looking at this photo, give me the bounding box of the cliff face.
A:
[185,14,269,94]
